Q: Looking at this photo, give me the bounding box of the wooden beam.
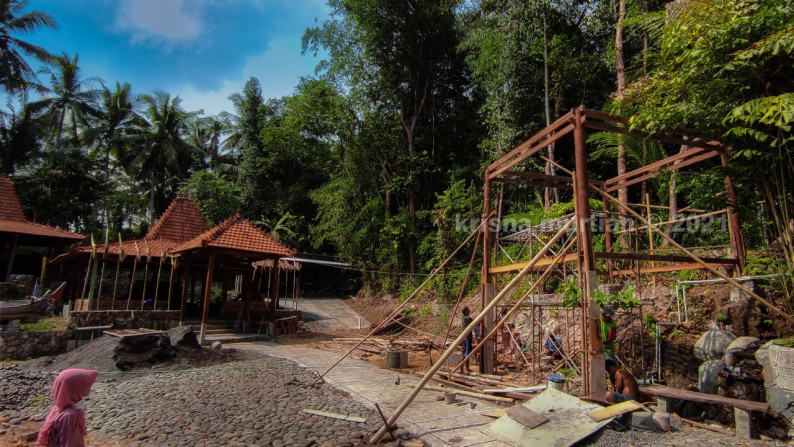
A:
[596,252,739,265]
[609,262,732,276]
[489,123,575,179]
[584,121,724,154]
[489,253,579,274]
[488,111,574,172]
[605,150,721,192]
[606,146,709,186]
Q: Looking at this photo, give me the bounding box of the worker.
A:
[543,331,564,360]
[461,306,474,374]
[604,358,642,403]
[600,305,617,362]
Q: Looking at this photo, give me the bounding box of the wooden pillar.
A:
[269,259,281,312]
[179,261,191,325]
[721,153,746,271]
[4,234,18,282]
[573,106,606,401]
[603,196,614,282]
[199,252,216,345]
[243,269,253,332]
[481,170,495,374]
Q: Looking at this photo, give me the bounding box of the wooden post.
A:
[153,252,165,309]
[179,261,191,325]
[4,234,19,282]
[645,192,657,287]
[269,258,281,312]
[199,252,216,345]
[481,171,495,374]
[603,196,614,282]
[721,153,746,271]
[166,257,177,311]
[573,106,605,401]
[243,269,253,331]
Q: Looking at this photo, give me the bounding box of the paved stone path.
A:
[295,297,370,332]
[236,342,503,447]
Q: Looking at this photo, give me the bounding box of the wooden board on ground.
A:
[302,409,366,423]
[104,328,163,339]
[484,385,546,394]
[506,405,548,429]
[482,410,506,419]
[587,400,644,422]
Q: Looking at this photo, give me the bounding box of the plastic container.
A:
[546,373,566,391]
[385,349,408,368]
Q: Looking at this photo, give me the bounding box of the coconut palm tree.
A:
[0,101,42,173]
[125,91,203,224]
[0,0,55,94]
[28,52,100,147]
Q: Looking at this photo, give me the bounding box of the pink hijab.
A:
[37,369,98,446]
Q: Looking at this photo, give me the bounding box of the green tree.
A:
[622,0,794,263]
[28,52,100,147]
[0,0,55,94]
[179,171,243,226]
[0,102,42,173]
[125,91,203,224]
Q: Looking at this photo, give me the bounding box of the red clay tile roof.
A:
[0,176,84,241]
[174,213,296,257]
[145,196,208,243]
[0,176,31,222]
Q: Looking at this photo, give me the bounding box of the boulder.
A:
[724,336,760,366]
[113,334,174,371]
[166,325,200,349]
[694,330,736,361]
[698,359,726,394]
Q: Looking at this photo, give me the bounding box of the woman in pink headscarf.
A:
[37,369,99,447]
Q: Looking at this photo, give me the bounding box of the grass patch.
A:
[20,321,56,331]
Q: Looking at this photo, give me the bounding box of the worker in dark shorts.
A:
[461,306,474,374]
[605,358,642,403]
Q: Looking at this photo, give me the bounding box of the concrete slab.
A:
[296,297,370,331]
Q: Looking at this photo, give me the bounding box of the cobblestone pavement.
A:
[1,343,789,447]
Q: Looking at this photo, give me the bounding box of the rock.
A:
[730,280,755,302]
[166,326,200,349]
[694,330,736,361]
[698,359,726,394]
[113,334,175,370]
[4,320,21,332]
[211,341,222,351]
[724,336,760,366]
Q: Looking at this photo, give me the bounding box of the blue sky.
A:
[26,0,330,116]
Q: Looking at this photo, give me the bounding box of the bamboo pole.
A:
[167,257,177,311]
[369,217,573,444]
[111,234,124,310]
[126,242,140,311]
[314,211,495,384]
[645,193,657,288]
[153,250,165,309]
[140,244,151,310]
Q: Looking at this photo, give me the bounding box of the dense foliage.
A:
[1,0,791,290]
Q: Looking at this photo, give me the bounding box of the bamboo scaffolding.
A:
[313,211,495,385]
[370,217,573,444]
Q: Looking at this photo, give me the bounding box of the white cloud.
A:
[173,35,320,116]
[115,0,202,42]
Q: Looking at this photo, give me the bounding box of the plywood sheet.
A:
[483,388,611,447]
[587,400,644,422]
[505,406,548,429]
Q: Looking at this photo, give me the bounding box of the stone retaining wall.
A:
[68,310,180,330]
[756,343,794,437]
[0,329,70,360]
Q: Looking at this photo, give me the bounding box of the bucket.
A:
[444,391,457,404]
[546,373,566,391]
[386,349,408,368]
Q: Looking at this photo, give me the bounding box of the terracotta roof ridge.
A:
[201,212,242,247]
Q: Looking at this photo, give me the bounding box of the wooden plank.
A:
[303,409,367,423]
[408,385,514,403]
[643,385,769,413]
[587,400,644,422]
[488,111,574,172]
[482,409,506,418]
[104,328,163,339]
[489,123,576,179]
[505,405,549,429]
[597,252,739,265]
[609,262,733,276]
[484,385,546,394]
[489,253,579,274]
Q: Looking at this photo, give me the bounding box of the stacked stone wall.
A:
[0,330,69,360]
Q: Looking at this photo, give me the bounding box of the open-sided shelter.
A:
[0,176,84,282]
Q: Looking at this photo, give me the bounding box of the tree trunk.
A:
[616,0,628,209]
